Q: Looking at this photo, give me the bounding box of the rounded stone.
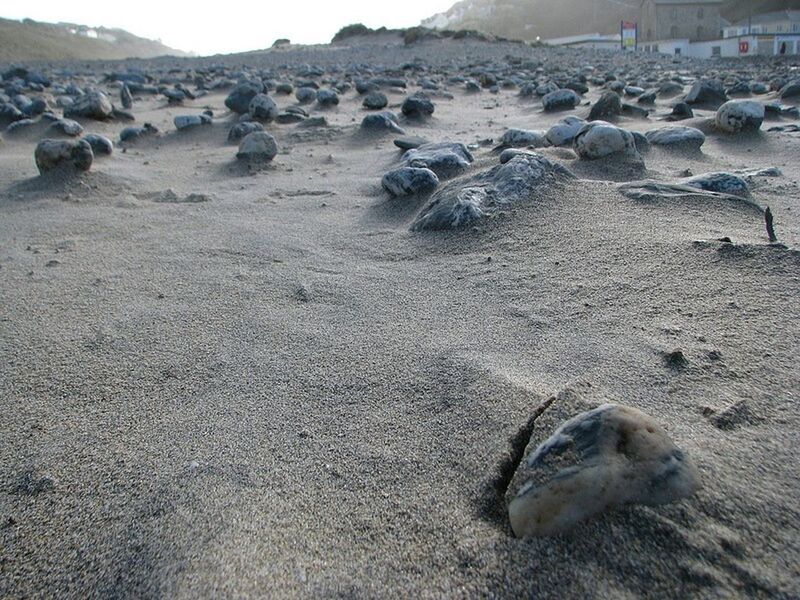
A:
[236,131,278,163]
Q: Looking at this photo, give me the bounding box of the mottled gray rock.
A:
[715,100,764,133]
[225,81,264,114]
[665,102,693,121]
[542,89,580,112]
[174,114,212,131]
[401,93,435,118]
[507,403,700,537]
[545,116,587,147]
[402,142,473,179]
[573,121,640,161]
[588,91,622,121]
[361,111,405,134]
[410,153,573,231]
[498,128,548,149]
[684,172,749,196]
[120,84,133,109]
[638,90,657,105]
[236,131,278,163]
[393,135,428,150]
[381,167,439,197]
[34,138,93,174]
[779,81,800,99]
[248,94,278,122]
[82,133,113,156]
[119,123,158,143]
[228,121,263,142]
[64,91,113,121]
[363,91,388,110]
[645,126,705,150]
[685,79,728,107]
[316,89,339,107]
[47,118,83,136]
[295,87,317,104]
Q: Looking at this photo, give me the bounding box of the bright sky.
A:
[2,1,459,56]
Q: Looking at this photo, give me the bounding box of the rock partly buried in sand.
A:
[120,84,133,109]
[665,101,694,122]
[34,139,93,174]
[497,128,548,149]
[507,403,700,537]
[401,142,473,179]
[249,94,279,122]
[545,116,586,147]
[645,126,705,150]
[47,118,83,137]
[542,89,580,112]
[715,100,765,134]
[362,91,388,110]
[410,153,573,231]
[120,123,158,143]
[401,93,435,118]
[174,114,212,131]
[684,172,749,196]
[236,131,278,163]
[588,91,622,121]
[225,81,264,114]
[316,89,340,107]
[295,86,317,104]
[382,167,439,197]
[684,78,728,108]
[361,111,405,134]
[64,91,113,121]
[228,121,264,142]
[573,121,640,161]
[82,133,113,156]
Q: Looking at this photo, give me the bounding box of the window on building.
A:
[647,28,653,40]
[671,25,679,38]
[671,8,678,20]
[675,48,681,55]
[793,24,799,33]
[698,8,704,19]
[697,26,705,39]
[712,46,721,56]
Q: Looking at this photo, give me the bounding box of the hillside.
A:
[0,18,189,62]
[422,0,800,41]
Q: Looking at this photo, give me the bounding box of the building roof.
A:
[732,10,800,27]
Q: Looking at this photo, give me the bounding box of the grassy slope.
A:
[0,18,188,62]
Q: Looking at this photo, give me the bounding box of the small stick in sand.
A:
[765,207,777,243]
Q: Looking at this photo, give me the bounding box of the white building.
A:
[642,9,800,58]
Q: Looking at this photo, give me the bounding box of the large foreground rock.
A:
[715,100,764,133]
[34,139,93,174]
[410,153,573,231]
[507,403,700,537]
[573,121,640,161]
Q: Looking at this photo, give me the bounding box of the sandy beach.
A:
[1,36,799,598]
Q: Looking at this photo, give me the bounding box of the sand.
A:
[1,37,799,598]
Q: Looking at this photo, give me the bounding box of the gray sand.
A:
[1,38,799,598]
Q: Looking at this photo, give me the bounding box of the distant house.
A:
[640,0,723,42]
[724,10,800,38]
